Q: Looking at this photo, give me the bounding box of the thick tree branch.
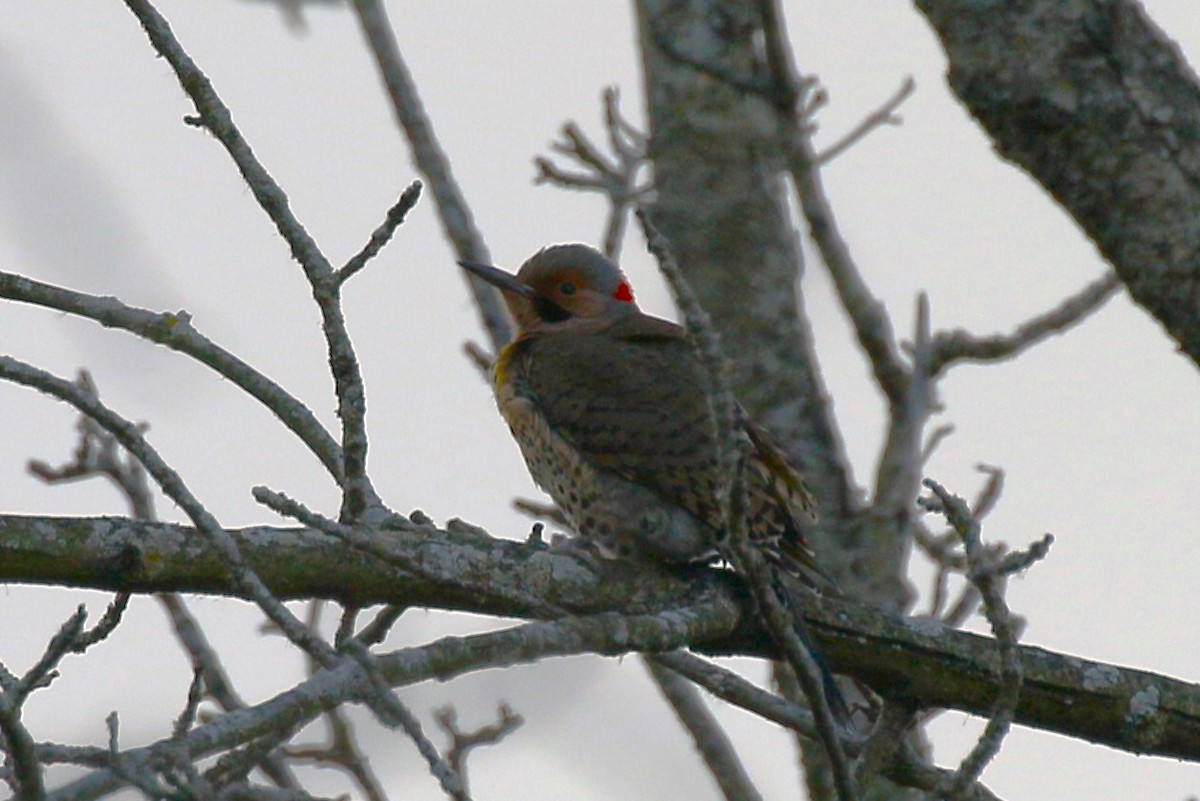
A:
[914,0,1200,368]
[3,513,1199,763]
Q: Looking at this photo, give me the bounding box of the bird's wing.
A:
[518,317,727,532]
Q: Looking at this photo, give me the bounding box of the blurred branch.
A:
[815,77,916,164]
[535,87,650,258]
[644,659,763,801]
[350,0,512,352]
[928,273,1121,375]
[27,370,157,520]
[434,703,524,796]
[511,497,571,529]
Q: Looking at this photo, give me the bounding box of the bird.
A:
[461,243,845,716]
[460,243,825,582]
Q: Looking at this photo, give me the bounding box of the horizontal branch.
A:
[3,514,1199,762]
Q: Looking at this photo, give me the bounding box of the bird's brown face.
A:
[459,244,637,335]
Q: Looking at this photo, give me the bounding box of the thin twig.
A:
[0,355,340,670]
[918,479,1045,797]
[651,652,819,738]
[535,87,649,258]
[336,180,423,286]
[929,273,1121,375]
[1,276,344,480]
[341,640,470,801]
[123,0,381,517]
[350,0,512,351]
[24,370,300,791]
[251,484,565,618]
[434,703,524,796]
[815,77,916,164]
[49,604,734,801]
[752,0,910,410]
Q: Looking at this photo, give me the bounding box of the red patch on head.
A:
[613,281,634,303]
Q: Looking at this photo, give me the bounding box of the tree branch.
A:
[349,0,513,352]
[644,658,764,801]
[929,273,1121,375]
[46,608,731,801]
[5,513,1198,763]
[914,0,1200,368]
[0,272,343,481]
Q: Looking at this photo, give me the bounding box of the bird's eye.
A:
[559,280,577,296]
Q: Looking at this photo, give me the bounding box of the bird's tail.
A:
[774,573,850,723]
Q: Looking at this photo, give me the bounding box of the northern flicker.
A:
[460,243,825,584]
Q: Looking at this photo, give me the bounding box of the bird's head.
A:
[460,244,639,335]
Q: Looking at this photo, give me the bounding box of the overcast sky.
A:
[3,2,1199,799]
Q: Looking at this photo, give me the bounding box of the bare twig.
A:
[355,606,407,647]
[0,355,339,670]
[1,276,344,480]
[434,703,524,796]
[918,479,1047,797]
[26,371,158,518]
[749,0,912,410]
[349,0,511,351]
[919,423,955,466]
[252,484,565,618]
[652,652,818,738]
[25,369,299,790]
[535,87,650,258]
[50,604,733,801]
[815,77,916,164]
[124,0,383,518]
[914,465,1009,624]
[336,180,423,286]
[929,273,1121,375]
[274,605,388,801]
[644,659,763,801]
[346,638,471,801]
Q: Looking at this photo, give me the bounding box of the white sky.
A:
[2,2,1199,799]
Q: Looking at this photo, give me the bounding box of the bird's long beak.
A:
[458,260,536,299]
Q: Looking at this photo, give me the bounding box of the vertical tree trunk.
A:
[634,2,927,798]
